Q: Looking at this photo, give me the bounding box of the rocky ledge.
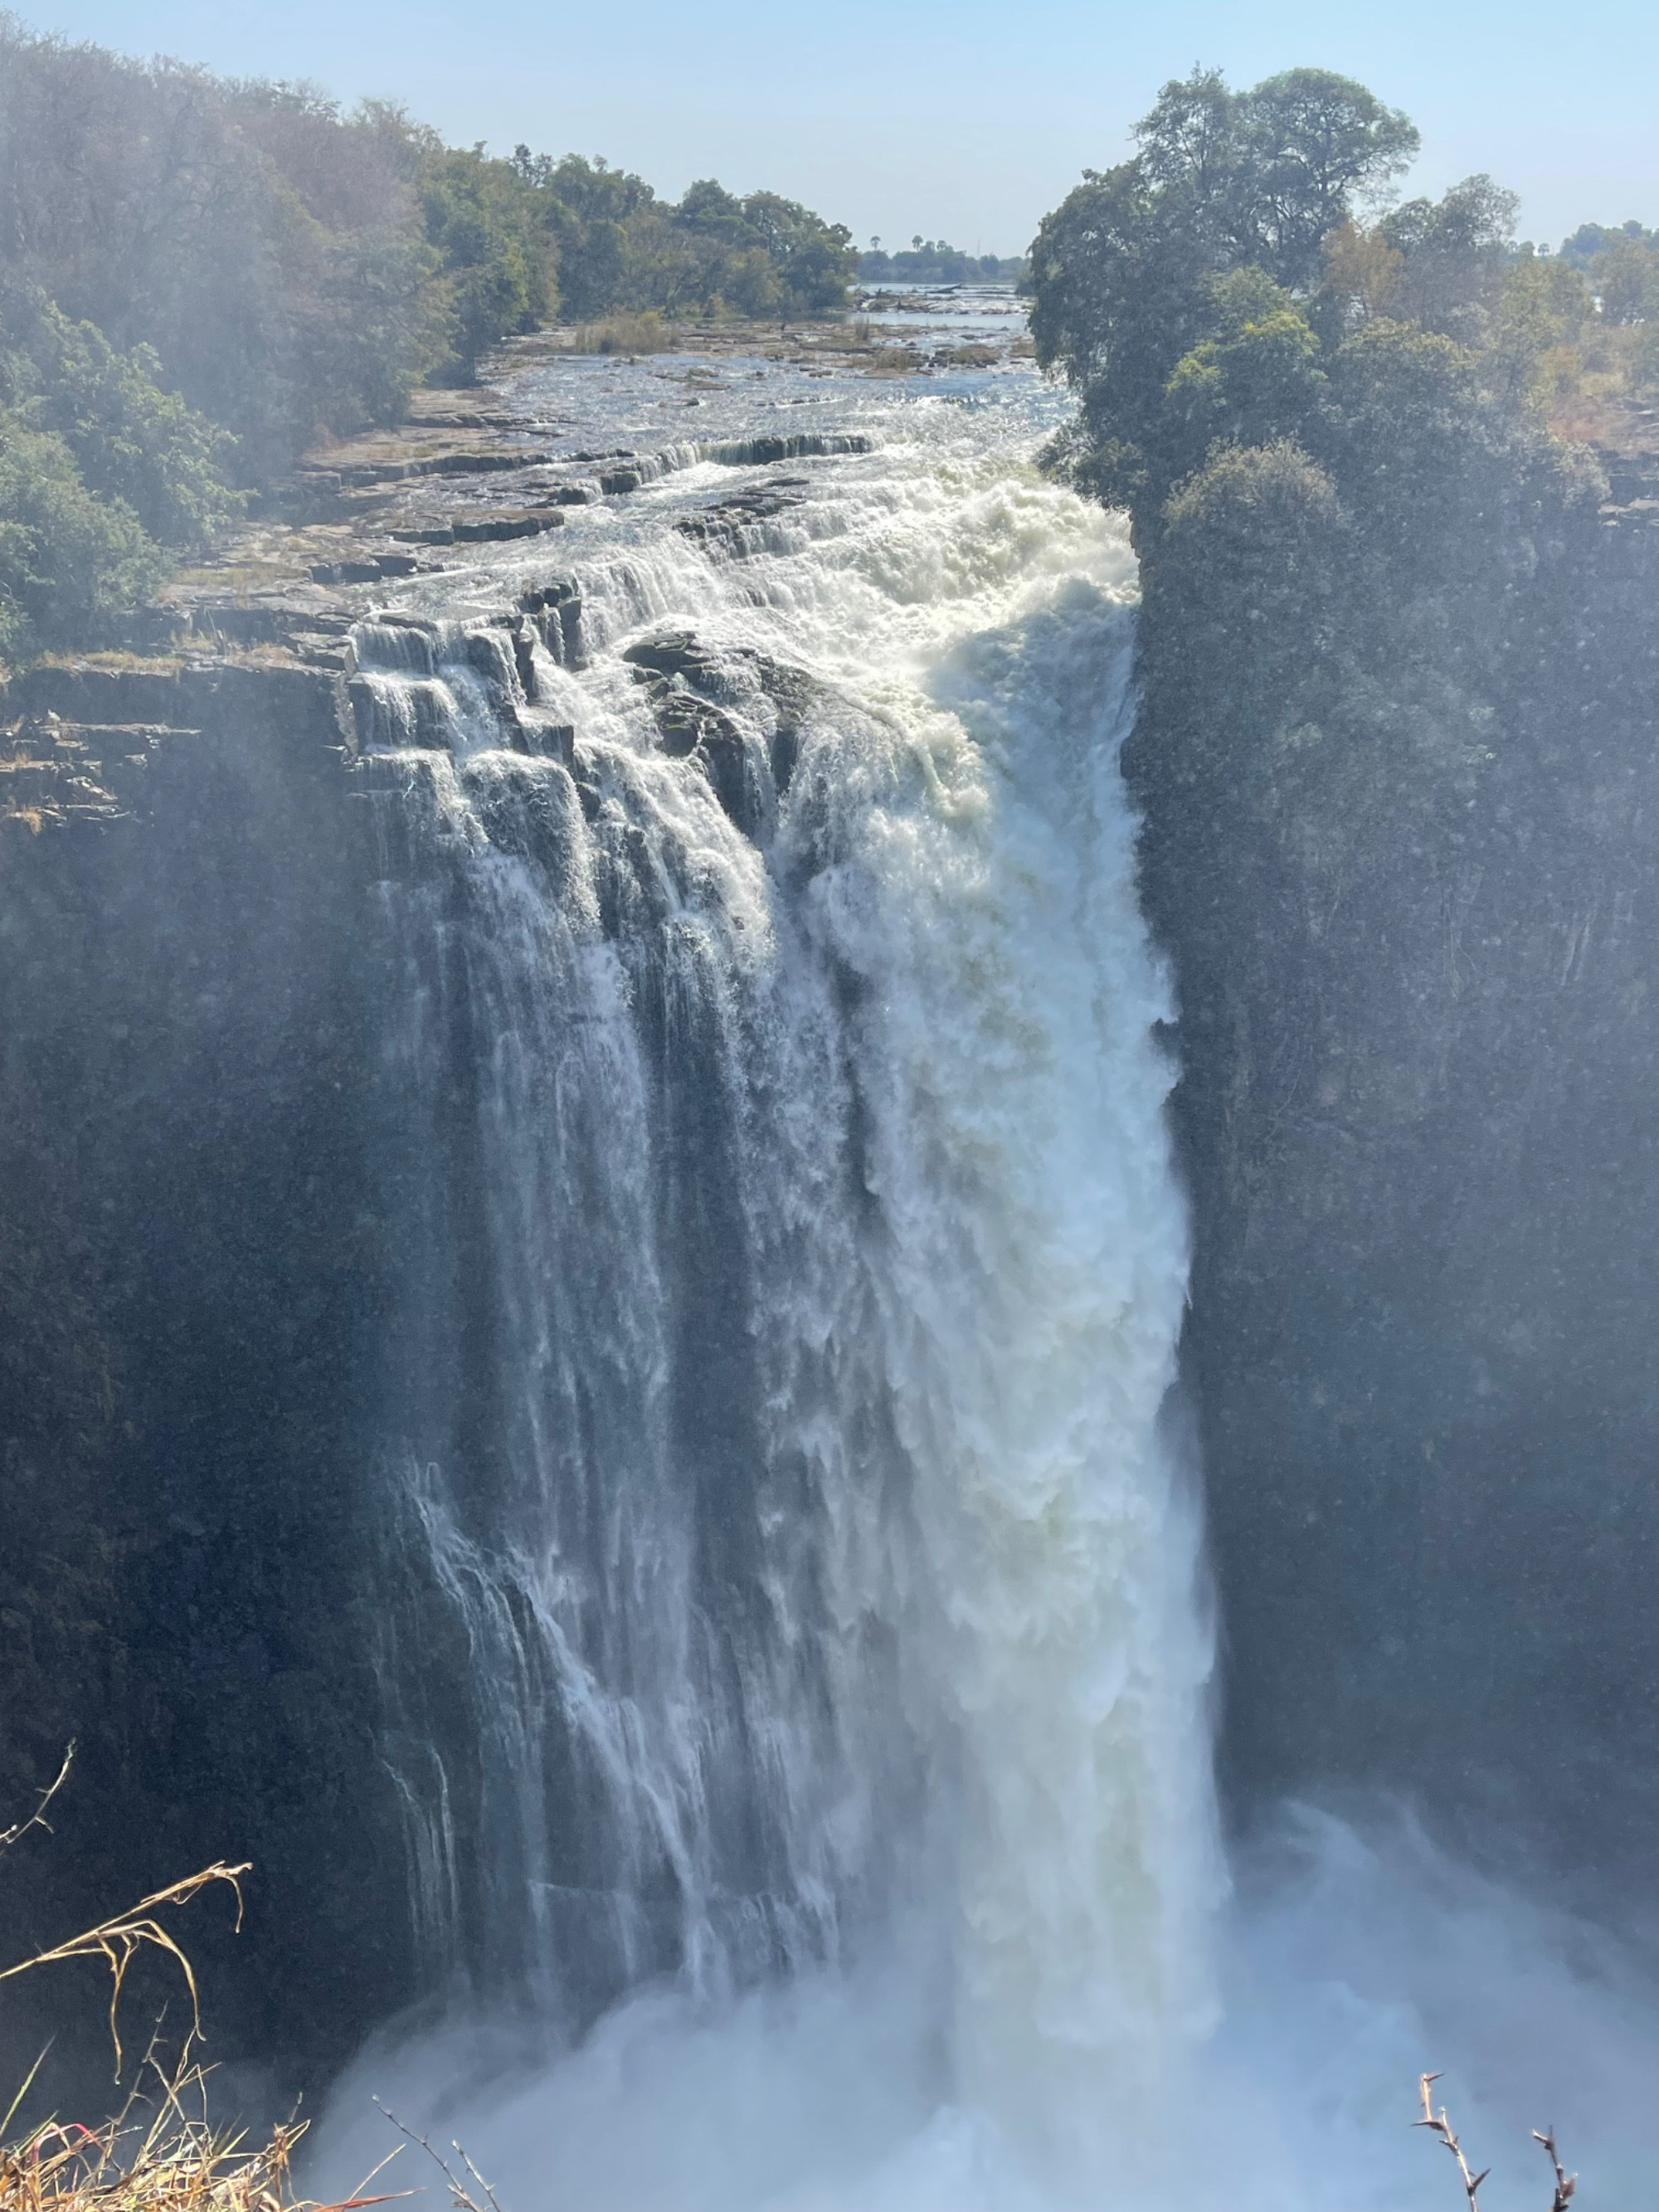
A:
[0,350,888,833]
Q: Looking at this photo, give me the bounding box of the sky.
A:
[16,0,1659,256]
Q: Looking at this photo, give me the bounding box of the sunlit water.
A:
[312,347,1659,2210]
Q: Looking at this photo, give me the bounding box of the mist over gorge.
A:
[3,27,1659,2210]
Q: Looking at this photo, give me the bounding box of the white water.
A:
[314,361,1659,2211]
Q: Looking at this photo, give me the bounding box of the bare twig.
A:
[1533,2127,1577,2212]
[0,1750,75,1863]
[0,1862,251,2078]
[1417,2073,1491,2212]
[372,2105,505,2212]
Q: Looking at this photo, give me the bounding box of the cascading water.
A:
[329,341,1219,2194]
[306,336,1659,2212]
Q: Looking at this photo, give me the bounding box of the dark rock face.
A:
[675,478,809,554]
[0,668,422,2094]
[0,606,826,2089]
[700,434,871,465]
[1130,508,1659,1882]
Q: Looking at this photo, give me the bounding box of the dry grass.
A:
[0,2039,407,2212]
[0,1750,250,2082]
[0,1864,251,2083]
[31,653,183,675]
[569,312,677,357]
[0,1750,388,2212]
[6,2050,290,2212]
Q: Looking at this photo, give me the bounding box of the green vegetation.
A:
[532,159,857,320]
[570,311,677,356]
[0,290,249,656]
[1029,63,1628,929]
[1027,64,1647,872]
[0,408,162,664]
[858,241,1021,284]
[0,12,857,667]
[1032,66,1654,543]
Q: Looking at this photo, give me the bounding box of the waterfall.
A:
[331,382,1219,2192]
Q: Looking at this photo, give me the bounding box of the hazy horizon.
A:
[17,0,1657,260]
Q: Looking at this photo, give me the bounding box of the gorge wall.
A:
[1130,485,1659,1880]
[4,338,1658,2115]
[0,662,419,2079]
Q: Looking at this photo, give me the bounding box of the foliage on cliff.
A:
[1031,66,1648,545]
[1031,70,1659,1836]
[0,290,247,657]
[1029,66,1615,877]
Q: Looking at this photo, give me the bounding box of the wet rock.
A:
[518,578,584,668]
[451,511,565,543]
[309,552,422,583]
[622,627,817,837]
[622,630,724,686]
[418,450,552,476]
[311,558,386,584]
[675,479,807,552]
[513,720,576,765]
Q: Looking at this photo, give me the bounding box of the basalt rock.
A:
[676,478,808,553]
[622,629,816,835]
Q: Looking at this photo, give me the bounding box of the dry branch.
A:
[1533,2127,1577,2212]
[0,1864,251,2079]
[0,1750,75,1864]
[1416,2073,1581,2212]
[372,2105,504,2212]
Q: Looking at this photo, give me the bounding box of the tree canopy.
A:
[1025,64,1647,548]
[1029,67,1427,524]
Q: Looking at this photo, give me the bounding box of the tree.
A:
[1239,69,1418,285]
[1589,234,1659,324]
[0,406,163,662]
[1031,67,1423,529]
[1380,175,1518,343]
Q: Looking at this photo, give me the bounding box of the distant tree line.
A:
[0,12,857,661]
[1557,219,1659,324]
[858,240,1022,284]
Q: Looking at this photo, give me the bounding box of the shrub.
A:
[571,311,675,355]
[0,408,163,663]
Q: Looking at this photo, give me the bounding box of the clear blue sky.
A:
[17,0,1658,256]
